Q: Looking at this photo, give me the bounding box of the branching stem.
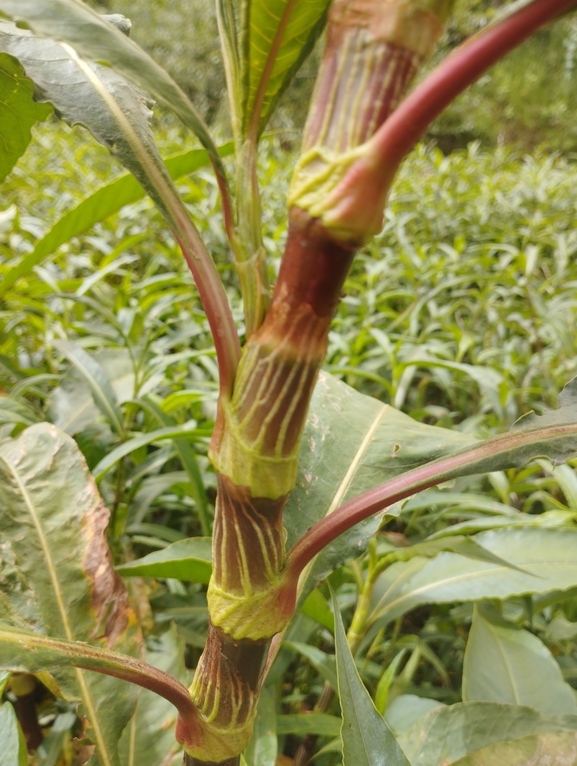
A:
[371,0,576,183]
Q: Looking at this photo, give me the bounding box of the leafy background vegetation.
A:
[2,1,577,764]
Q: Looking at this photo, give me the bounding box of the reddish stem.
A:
[336,0,577,203]
[376,0,577,160]
[283,422,576,582]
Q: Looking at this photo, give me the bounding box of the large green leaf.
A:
[91,424,209,483]
[48,347,135,436]
[284,372,474,600]
[244,0,330,136]
[399,701,577,766]
[286,377,577,591]
[0,1,224,176]
[370,528,577,629]
[451,731,577,766]
[0,396,40,428]
[332,590,411,766]
[116,538,213,584]
[0,423,143,766]
[0,143,233,298]
[462,605,577,715]
[0,52,51,183]
[0,20,196,232]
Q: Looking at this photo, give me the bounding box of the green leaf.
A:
[285,372,474,601]
[0,1,225,178]
[144,398,211,537]
[118,625,190,766]
[0,143,232,298]
[48,348,135,437]
[0,19,206,241]
[287,378,577,585]
[375,650,407,715]
[299,588,334,631]
[384,694,445,735]
[92,424,207,483]
[0,423,143,766]
[244,686,277,766]
[463,604,577,715]
[399,701,577,766]
[284,641,338,690]
[53,340,125,436]
[0,396,40,427]
[332,590,411,766]
[116,538,213,583]
[275,713,341,738]
[0,703,27,766]
[0,18,239,372]
[371,528,577,629]
[450,731,577,765]
[240,0,330,137]
[0,52,51,183]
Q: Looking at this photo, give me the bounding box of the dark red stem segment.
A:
[13,693,43,751]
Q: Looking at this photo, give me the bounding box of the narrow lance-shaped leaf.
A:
[0,143,233,299]
[54,341,125,436]
[332,589,411,766]
[369,528,577,629]
[116,538,213,584]
[241,0,331,139]
[243,686,277,766]
[0,19,240,391]
[0,52,51,183]
[142,397,212,537]
[91,424,209,483]
[285,376,577,580]
[0,423,144,766]
[463,604,577,715]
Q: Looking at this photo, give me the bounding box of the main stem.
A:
[182,211,355,764]
[181,1,570,763]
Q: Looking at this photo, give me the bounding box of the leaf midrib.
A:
[377,561,577,621]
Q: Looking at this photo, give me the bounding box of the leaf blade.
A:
[243,0,330,136]
[116,538,213,584]
[0,423,144,766]
[332,590,411,766]
[0,0,225,176]
[371,528,577,628]
[0,52,52,183]
[463,605,577,715]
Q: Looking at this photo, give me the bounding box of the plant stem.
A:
[0,628,200,746]
[324,0,577,232]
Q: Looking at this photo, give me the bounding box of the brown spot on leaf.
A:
[82,499,135,649]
